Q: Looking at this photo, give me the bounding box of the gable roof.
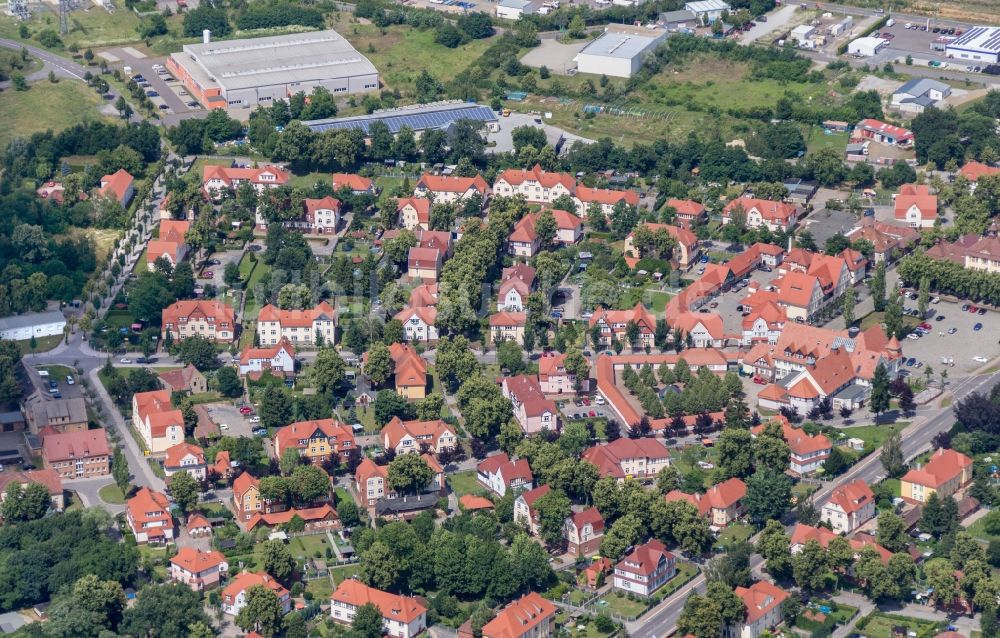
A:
[582,438,670,479]
[959,161,1000,182]
[616,539,673,576]
[158,364,203,392]
[894,184,937,221]
[164,442,206,469]
[398,197,431,224]
[304,196,341,214]
[258,301,336,328]
[239,338,297,365]
[332,173,374,191]
[133,389,184,438]
[901,447,972,489]
[567,506,605,534]
[496,164,575,192]
[416,173,489,194]
[394,306,437,326]
[274,419,355,453]
[477,453,533,484]
[825,479,874,514]
[246,504,338,530]
[723,197,797,222]
[203,164,290,188]
[41,429,110,462]
[331,579,426,623]
[517,484,551,508]
[735,581,789,624]
[223,572,288,602]
[170,547,226,573]
[482,592,556,638]
[382,416,454,450]
[503,375,556,417]
[460,494,495,511]
[490,311,527,328]
[98,168,134,203]
[576,185,639,207]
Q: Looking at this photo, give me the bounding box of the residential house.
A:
[502,375,558,435]
[330,579,427,638]
[666,198,707,227]
[768,271,825,321]
[589,304,656,349]
[490,312,527,345]
[482,592,556,638]
[126,487,174,544]
[928,233,1000,274]
[612,539,676,597]
[407,246,443,282]
[158,364,207,395]
[476,453,534,497]
[414,173,490,205]
[563,507,604,557]
[493,164,576,204]
[161,300,236,343]
[30,397,88,433]
[213,451,234,482]
[839,247,869,283]
[671,311,726,348]
[853,119,914,147]
[233,471,287,523]
[238,338,296,377]
[41,429,110,479]
[379,343,427,400]
[959,161,1000,188]
[821,479,876,534]
[766,420,831,478]
[723,197,798,232]
[203,165,290,199]
[582,438,671,480]
[409,283,439,308]
[513,484,551,535]
[790,523,892,564]
[728,581,789,638]
[273,418,357,465]
[507,210,583,257]
[394,306,439,343]
[0,470,64,512]
[891,79,951,114]
[246,504,340,532]
[382,416,456,455]
[97,168,135,207]
[624,222,701,270]
[259,196,339,234]
[398,197,431,231]
[147,220,191,271]
[538,353,576,394]
[894,184,937,228]
[332,173,377,195]
[222,572,291,616]
[169,547,228,591]
[187,514,212,538]
[844,218,919,263]
[355,455,443,511]
[163,442,207,482]
[741,302,787,345]
[257,301,337,347]
[497,264,536,312]
[664,477,747,528]
[574,186,639,218]
[132,390,184,454]
[901,448,973,503]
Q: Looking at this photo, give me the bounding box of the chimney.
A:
[203,29,211,43]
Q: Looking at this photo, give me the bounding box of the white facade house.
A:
[821,480,877,534]
[0,310,66,341]
[331,580,427,638]
[575,28,668,78]
[684,0,729,23]
[890,78,951,114]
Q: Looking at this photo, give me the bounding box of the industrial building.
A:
[574,27,668,78]
[946,26,1000,64]
[683,0,729,23]
[847,36,888,57]
[495,0,533,19]
[167,30,379,110]
[303,101,498,136]
[0,310,66,341]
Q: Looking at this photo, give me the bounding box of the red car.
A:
[239,406,253,415]
[969,305,979,313]
[919,323,932,330]
[753,376,767,385]
[588,411,596,417]
[582,398,591,406]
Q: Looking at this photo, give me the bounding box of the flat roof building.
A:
[684,0,729,22]
[946,26,1000,64]
[847,36,888,57]
[575,27,668,78]
[304,101,498,136]
[166,30,379,110]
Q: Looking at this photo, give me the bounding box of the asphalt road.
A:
[629,369,1000,638]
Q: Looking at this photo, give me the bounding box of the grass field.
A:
[447,470,485,497]
[98,483,126,504]
[716,522,753,549]
[0,79,109,150]
[36,364,75,381]
[805,127,850,154]
[596,591,648,619]
[839,423,906,452]
[858,612,941,638]
[0,10,142,51]
[13,335,63,355]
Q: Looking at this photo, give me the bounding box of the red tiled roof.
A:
[568,506,605,534]
[133,390,184,438]
[162,300,235,332]
[576,185,639,207]
[170,547,226,573]
[518,484,551,508]
[0,469,62,497]
[164,442,205,469]
[901,448,972,489]
[381,416,454,451]
[666,199,706,217]
[482,592,556,638]
[857,118,913,141]
[959,161,1000,182]
[274,419,355,456]
[203,164,290,188]
[496,164,575,191]
[304,196,341,214]
[394,306,437,326]
[503,375,555,417]
[460,494,495,511]
[98,168,134,203]
[490,311,526,327]
[126,487,172,532]
[582,438,670,479]
[331,579,426,623]
[723,197,797,222]
[826,479,874,515]
[894,184,937,221]
[239,338,296,366]
[41,429,109,462]
[477,453,533,484]
[616,539,673,577]
[332,173,374,191]
[223,572,288,604]
[735,581,789,624]
[157,364,202,392]
[398,197,431,224]
[257,301,336,328]
[417,173,489,194]
[246,504,338,530]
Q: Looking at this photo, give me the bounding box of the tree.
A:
[360,540,402,591]
[793,539,828,591]
[0,481,50,522]
[678,593,724,638]
[918,276,931,317]
[176,335,218,371]
[881,428,904,477]
[216,366,242,398]
[534,209,557,249]
[497,340,525,374]
[876,510,908,553]
[112,447,130,495]
[870,362,891,421]
[842,289,855,327]
[290,464,330,504]
[871,260,887,312]
[352,603,385,638]
[121,583,211,638]
[261,539,295,581]
[387,454,434,495]
[757,520,793,581]
[744,470,792,524]
[707,581,746,627]
[69,574,126,631]
[312,348,347,396]
[168,472,200,513]
[374,390,414,427]
[717,428,753,479]
[235,585,285,637]
[279,448,301,476]
[260,386,293,430]
[532,489,572,547]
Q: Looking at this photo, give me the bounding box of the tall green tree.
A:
[235,585,285,637]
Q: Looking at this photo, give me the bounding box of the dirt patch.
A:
[666,56,748,83]
[855,74,903,96]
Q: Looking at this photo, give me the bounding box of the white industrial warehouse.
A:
[574,26,668,78]
[166,29,380,110]
[946,26,1000,64]
[847,36,888,57]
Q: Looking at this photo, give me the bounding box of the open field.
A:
[838,422,906,452]
[0,79,109,150]
[0,9,142,51]
[13,334,62,355]
[447,470,484,497]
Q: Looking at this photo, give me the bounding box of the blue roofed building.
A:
[303,101,499,137]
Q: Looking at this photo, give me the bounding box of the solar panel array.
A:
[950,26,1000,52]
[305,105,497,135]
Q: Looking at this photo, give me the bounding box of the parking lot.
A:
[199,248,243,291]
[557,396,609,423]
[893,294,1000,375]
[106,48,205,122]
[865,19,986,69]
[202,403,257,438]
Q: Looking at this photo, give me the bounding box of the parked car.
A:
[962,303,970,311]
[249,416,261,423]
[239,406,253,415]
[974,356,989,363]
[219,423,229,431]
[975,322,983,331]
[979,307,987,315]
[969,305,979,313]
[948,327,958,334]
[120,357,132,364]
[66,375,74,385]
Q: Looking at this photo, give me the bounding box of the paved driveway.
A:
[203,403,255,438]
[200,249,244,290]
[105,48,202,120]
[740,4,799,44]
[897,296,1000,374]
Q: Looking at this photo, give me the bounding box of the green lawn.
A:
[804,127,850,154]
[595,592,648,619]
[306,575,334,600]
[967,514,1000,543]
[329,563,362,584]
[288,534,331,560]
[447,470,485,497]
[857,612,942,638]
[882,478,902,499]
[98,483,126,504]
[716,522,753,549]
[656,561,699,599]
[0,79,110,151]
[839,423,907,453]
[12,334,63,355]
[617,288,672,312]
[859,311,920,332]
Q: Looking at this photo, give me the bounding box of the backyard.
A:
[838,422,907,453]
[0,79,110,151]
[856,612,943,638]
[446,470,484,498]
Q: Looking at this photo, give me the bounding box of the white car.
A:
[66,375,74,385]
[219,423,229,430]
[249,416,261,423]
[595,396,606,406]
[120,358,132,364]
[974,356,989,364]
